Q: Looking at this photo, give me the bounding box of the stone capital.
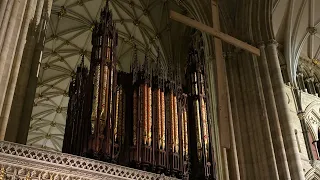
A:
[267,39,278,46]
[297,111,306,120]
[205,55,214,62]
[307,27,317,35]
[257,41,265,48]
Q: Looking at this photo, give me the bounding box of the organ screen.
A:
[62,1,216,179]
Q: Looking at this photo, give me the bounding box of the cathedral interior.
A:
[0,0,320,179]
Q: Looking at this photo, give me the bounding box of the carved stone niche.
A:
[0,141,177,180]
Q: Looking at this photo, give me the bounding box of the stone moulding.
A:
[0,141,177,180]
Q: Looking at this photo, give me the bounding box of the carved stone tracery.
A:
[0,141,177,180]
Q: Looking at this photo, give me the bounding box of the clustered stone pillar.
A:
[265,39,305,180]
[225,43,303,179]
[257,42,291,180]
[0,0,53,142]
[225,52,246,179]
[221,0,306,178]
[205,58,224,180]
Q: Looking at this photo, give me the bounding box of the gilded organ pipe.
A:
[181,94,189,157]
[155,89,161,149]
[201,97,209,159]
[142,84,148,145]
[114,87,120,142]
[186,48,215,179]
[174,95,179,153]
[118,87,125,144]
[147,86,152,146]
[133,90,137,146]
[161,91,166,149]
[91,65,100,134]
[152,62,167,172]
[170,92,175,152]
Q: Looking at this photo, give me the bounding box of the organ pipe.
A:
[152,60,167,172]
[181,94,189,157]
[186,48,215,180]
[161,90,166,149]
[147,86,152,146]
[130,52,153,169]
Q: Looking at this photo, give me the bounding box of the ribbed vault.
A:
[273,0,320,82]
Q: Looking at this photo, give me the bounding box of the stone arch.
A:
[305,101,320,141]
[304,101,320,160]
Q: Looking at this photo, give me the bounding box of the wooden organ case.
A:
[186,48,215,180]
[152,58,167,173]
[62,57,88,156]
[63,2,216,179]
[63,0,120,162]
[130,49,153,169]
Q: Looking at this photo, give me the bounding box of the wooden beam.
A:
[169,10,261,56]
[210,0,230,149]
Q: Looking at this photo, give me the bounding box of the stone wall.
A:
[284,85,320,176]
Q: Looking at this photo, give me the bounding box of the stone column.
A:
[2,0,37,141]
[296,73,306,92]
[257,43,290,180]
[241,52,266,179]
[315,83,320,97]
[222,53,240,180]
[306,78,316,95]
[247,53,272,180]
[0,0,9,27]
[8,0,49,143]
[0,0,28,140]
[226,52,245,179]
[205,58,224,180]
[266,39,305,180]
[16,32,46,143]
[222,148,230,180]
[0,0,22,119]
[237,52,257,180]
[0,0,14,51]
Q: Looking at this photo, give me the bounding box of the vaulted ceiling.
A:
[272,0,320,82]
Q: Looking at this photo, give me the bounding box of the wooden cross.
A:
[170,1,260,149]
[169,11,260,56]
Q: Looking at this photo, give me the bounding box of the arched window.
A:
[308,129,319,160]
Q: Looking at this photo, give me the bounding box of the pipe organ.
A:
[63,2,215,179]
[165,69,181,176]
[186,49,214,180]
[130,49,153,169]
[152,62,167,172]
[62,58,88,156]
